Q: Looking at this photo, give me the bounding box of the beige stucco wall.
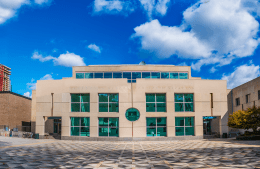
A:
[35,65,228,138]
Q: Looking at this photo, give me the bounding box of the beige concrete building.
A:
[33,65,229,140]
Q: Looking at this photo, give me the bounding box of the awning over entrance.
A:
[48,117,61,119]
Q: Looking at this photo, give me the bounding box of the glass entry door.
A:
[203,120,211,135]
[54,119,61,134]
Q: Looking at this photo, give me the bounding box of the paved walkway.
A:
[0,136,260,168]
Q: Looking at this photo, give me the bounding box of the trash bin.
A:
[222,133,227,138]
[35,133,39,139]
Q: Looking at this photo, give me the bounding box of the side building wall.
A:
[0,92,31,130]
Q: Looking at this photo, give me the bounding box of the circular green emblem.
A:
[125,108,140,122]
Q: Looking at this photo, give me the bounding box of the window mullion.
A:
[108,118,109,137]
[156,118,157,136]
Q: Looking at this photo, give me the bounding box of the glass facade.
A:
[71,94,90,112]
[99,118,119,137]
[175,94,194,112]
[76,72,188,82]
[175,117,194,136]
[99,94,119,112]
[146,117,167,137]
[146,94,166,112]
[71,117,90,136]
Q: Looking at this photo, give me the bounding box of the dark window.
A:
[258,90,260,100]
[94,72,103,78]
[104,72,112,78]
[99,118,119,137]
[175,94,194,112]
[71,117,90,136]
[71,94,90,112]
[146,117,166,137]
[146,94,166,112]
[235,98,240,106]
[85,73,93,78]
[246,94,250,103]
[76,73,84,79]
[113,72,122,78]
[99,94,119,112]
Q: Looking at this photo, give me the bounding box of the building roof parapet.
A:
[0,91,32,100]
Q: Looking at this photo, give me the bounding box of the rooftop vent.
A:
[139,61,146,65]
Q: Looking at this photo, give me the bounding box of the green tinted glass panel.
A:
[81,117,89,126]
[125,108,140,122]
[156,94,166,102]
[185,117,194,126]
[123,72,131,79]
[99,118,108,126]
[151,72,160,79]
[81,103,90,112]
[76,73,84,79]
[175,103,184,112]
[132,72,141,79]
[157,103,166,112]
[146,103,155,112]
[146,118,156,126]
[113,72,122,78]
[142,72,150,78]
[109,94,118,102]
[170,73,178,79]
[71,94,80,102]
[85,73,93,78]
[157,117,166,126]
[80,127,90,136]
[99,127,108,136]
[99,103,108,112]
[71,117,80,126]
[71,103,80,112]
[147,127,156,137]
[99,94,108,102]
[71,127,80,136]
[185,103,194,112]
[81,94,89,102]
[109,118,119,127]
[146,94,155,102]
[179,73,188,79]
[185,127,194,135]
[175,117,184,126]
[104,72,112,78]
[157,127,167,136]
[109,103,119,112]
[94,72,103,78]
[176,127,184,136]
[175,94,183,102]
[184,94,193,102]
[109,128,119,137]
[161,72,169,79]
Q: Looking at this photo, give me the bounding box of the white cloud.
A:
[139,0,170,19]
[93,0,134,14]
[210,67,217,73]
[0,0,29,24]
[32,51,86,67]
[133,0,260,71]
[221,64,260,89]
[87,44,101,53]
[26,74,54,90]
[23,92,32,98]
[34,0,52,5]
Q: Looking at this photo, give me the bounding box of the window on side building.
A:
[161,72,169,79]
[258,90,260,100]
[246,94,250,103]
[71,94,90,112]
[99,118,119,137]
[175,117,194,136]
[99,94,119,112]
[71,117,90,136]
[85,73,93,78]
[146,117,167,137]
[142,72,151,79]
[175,94,194,112]
[146,94,166,112]
[170,72,178,79]
[104,72,112,78]
[235,98,240,106]
[179,73,188,79]
[76,73,84,79]
[151,72,160,79]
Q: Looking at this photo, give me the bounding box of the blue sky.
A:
[0,0,260,97]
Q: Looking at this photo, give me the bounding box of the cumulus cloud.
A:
[34,0,52,5]
[133,0,260,71]
[222,64,260,89]
[23,92,32,98]
[93,0,134,14]
[210,67,217,73]
[32,51,86,67]
[26,74,53,91]
[87,44,101,53]
[139,0,170,19]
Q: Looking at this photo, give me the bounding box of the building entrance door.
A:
[54,119,61,134]
[203,120,211,135]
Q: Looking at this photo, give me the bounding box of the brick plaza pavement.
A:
[0,136,260,169]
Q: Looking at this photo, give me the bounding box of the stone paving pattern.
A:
[0,136,260,168]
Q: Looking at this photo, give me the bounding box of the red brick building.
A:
[0,64,11,92]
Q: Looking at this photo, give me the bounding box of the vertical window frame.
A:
[71,94,90,112]
[175,117,194,136]
[146,117,167,137]
[98,117,119,137]
[70,117,90,137]
[174,93,194,112]
[98,93,119,112]
[146,93,166,112]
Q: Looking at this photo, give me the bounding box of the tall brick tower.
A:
[0,64,11,91]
